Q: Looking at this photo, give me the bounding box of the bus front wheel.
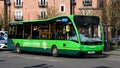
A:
[16,45,21,54]
[52,46,58,57]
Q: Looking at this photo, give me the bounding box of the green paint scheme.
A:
[8,39,81,55]
[8,15,104,55]
[8,38,104,55]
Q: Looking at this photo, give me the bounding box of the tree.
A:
[107,0,120,46]
[108,0,120,37]
[0,1,8,30]
[0,13,3,29]
[46,6,60,18]
[0,7,4,30]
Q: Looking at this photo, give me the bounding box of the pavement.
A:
[103,48,120,56]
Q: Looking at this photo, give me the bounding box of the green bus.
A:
[8,15,104,57]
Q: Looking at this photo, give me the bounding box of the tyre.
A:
[52,46,58,57]
[16,45,21,54]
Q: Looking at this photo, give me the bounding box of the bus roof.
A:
[9,15,100,25]
[9,15,69,25]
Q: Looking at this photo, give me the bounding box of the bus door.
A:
[55,17,78,54]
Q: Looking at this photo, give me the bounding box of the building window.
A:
[39,10,47,19]
[82,10,92,15]
[60,5,65,12]
[83,0,92,6]
[15,10,23,21]
[39,0,48,7]
[14,0,23,7]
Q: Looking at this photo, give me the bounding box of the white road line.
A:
[0,51,62,62]
[110,59,120,61]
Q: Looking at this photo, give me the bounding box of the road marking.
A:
[1,53,62,62]
[19,56,63,62]
[110,59,120,61]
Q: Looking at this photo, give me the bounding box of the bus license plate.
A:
[88,51,95,54]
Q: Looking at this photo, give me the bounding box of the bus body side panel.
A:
[8,39,81,55]
[59,41,80,55]
[7,39,16,50]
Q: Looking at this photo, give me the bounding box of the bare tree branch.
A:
[46,6,60,18]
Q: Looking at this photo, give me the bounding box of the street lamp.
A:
[70,0,76,15]
[5,0,11,22]
[3,0,11,30]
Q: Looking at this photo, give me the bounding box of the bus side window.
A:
[12,27,15,38]
[39,24,51,39]
[69,26,76,36]
[28,34,31,39]
[54,30,59,40]
[24,25,31,39]
[8,26,12,38]
[32,26,39,39]
[24,32,28,39]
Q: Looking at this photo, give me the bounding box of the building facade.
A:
[2,0,104,21]
[0,0,105,21]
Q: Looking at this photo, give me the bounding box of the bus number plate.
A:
[88,51,95,54]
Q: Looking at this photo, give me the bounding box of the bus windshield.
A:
[73,15,102,45]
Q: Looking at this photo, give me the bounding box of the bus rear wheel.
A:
[16,45,21,54]
[52,46,58,57]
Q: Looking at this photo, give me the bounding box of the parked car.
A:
[0,36,7,49]
[110,38,117,45]
[0,31,8,40]
[110,36,120,45]
[117,36,120,45]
